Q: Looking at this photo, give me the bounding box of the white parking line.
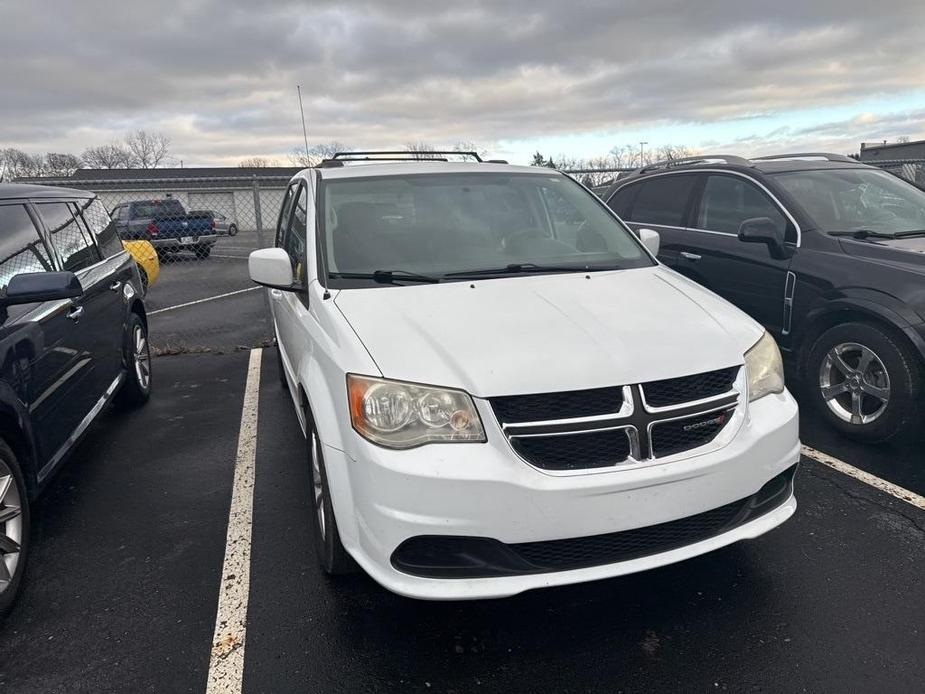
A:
[802,445,925,510]
[206,348,262,694]
[212,254,249,260]
[148,286,260,315]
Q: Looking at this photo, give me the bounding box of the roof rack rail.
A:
[752,152,857,163]
[636,154,751,175]
[329,150,483,162]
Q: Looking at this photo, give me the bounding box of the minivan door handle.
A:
[680,251,702,261]
[66,305,84,322]
[109,280,122,292]
[269,289,283,299]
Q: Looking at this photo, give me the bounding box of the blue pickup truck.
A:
[110,198,217,259]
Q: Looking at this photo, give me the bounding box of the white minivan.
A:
[249,153,800,600]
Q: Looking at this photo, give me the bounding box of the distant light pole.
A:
[639,141,648,165]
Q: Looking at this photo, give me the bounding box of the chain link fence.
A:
[19,172,290,355]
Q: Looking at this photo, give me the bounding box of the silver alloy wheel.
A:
[0,459,23,593]
[310,430,326,539]
[819,342,891,425]
[133,325,151,391]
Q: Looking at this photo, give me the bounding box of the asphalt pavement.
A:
[0,348,921,693]
[144,232,273,353]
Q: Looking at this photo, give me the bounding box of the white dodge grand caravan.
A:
[249,152,800,600]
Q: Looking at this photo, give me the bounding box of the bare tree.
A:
[404,142,440,160]
[452,141,489,160]
[82,142,135,169]
[44,152,82,177]
[124,130,171,168]
[0,148,46,178]
[238,156,280,168]
[287,141,351,167]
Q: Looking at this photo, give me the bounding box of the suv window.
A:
[0,204,53,291]
[283,185,308,283]
[696,174,790,240]
[607,184,638,218]
[36,202,103,272]
[630,175,696,227]
[75,198,123,257]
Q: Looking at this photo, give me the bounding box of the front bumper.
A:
[328,390,800,600]
[150,234,218,249]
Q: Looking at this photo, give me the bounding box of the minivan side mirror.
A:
[638,228,661,256]
[738,217,789,259]
[1,272,83,306]
[249,248,296,290]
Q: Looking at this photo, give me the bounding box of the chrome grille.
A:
[493,367,741,472]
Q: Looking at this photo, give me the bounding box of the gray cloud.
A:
[1,0,924,163]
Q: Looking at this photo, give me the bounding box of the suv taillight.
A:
[146,222,159,236]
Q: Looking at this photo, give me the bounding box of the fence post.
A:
[252,175,265,248]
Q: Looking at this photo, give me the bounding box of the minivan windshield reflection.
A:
[322,173,653,285]
[773,169,925,237]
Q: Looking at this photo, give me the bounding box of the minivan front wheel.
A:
[0,438,30,617]
[306,409,354,575]
[807,322,921,441]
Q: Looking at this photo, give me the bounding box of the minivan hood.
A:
[334,267,763,397]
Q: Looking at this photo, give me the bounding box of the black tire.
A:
[228,224,237,237]
[306,407,355,575]
[116,313,152,408]
[805,321,922,442]
[0,438,30,618]
[194,245,212,260]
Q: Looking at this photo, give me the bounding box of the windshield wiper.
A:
[828,229,898,240]
[329,270,441,284]
[894,229,925,238]
[444,262,601,278]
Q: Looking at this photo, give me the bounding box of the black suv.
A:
[603,153,925,441]
[0,184,152,615]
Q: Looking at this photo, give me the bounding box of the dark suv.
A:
[0,184,152,615]
[603,153,925,441]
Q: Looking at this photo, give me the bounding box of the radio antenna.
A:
[297,85,310,164]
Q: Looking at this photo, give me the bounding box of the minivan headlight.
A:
[744,331,784,402]
[347,375,486,449]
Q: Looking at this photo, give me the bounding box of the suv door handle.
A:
[109,280,123,292]
[680,251,702,261]
[66,305,84,322]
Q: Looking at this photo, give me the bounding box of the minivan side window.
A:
[630,175,697,227]
[75,198,123,257]
[696,175,790,239]
[0,204,53,291]
[36,202,103,272]
[276,183,299,247]
[283,185,308,284]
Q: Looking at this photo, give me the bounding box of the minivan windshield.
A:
[772,168,925,236]
[321,172,653,285]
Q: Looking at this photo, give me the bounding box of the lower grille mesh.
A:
[514,496,747,569]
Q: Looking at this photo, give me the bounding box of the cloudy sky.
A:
[2,0,924,166]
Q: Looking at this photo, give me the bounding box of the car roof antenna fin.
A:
[308,170,332,300]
